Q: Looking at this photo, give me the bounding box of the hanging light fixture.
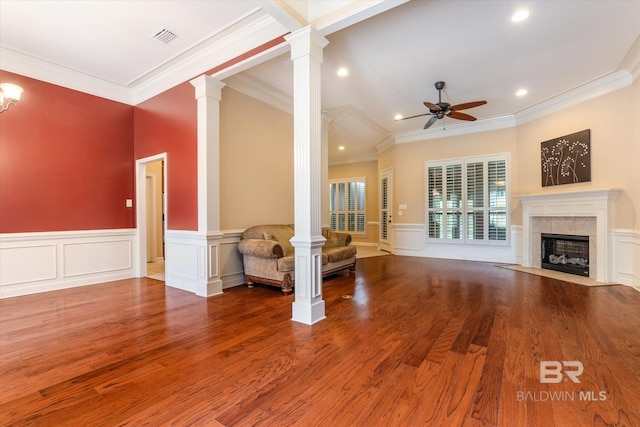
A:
[0,83,24,113]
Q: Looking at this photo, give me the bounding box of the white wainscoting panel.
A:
[0,229,136,298]
[512,226,523,265]
[0,244,57,285]
[394,224,425,252]
[165,231,200,295]
[220,230,245,289]
[611,229,640,291]
[164,230,231,297]
[63,240,132,277]
[392,223,519,264]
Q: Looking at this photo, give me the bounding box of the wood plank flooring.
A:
[1,256,639,426]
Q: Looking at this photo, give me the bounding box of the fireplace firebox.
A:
[541,233,589,277]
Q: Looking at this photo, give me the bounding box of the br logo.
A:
[540,361,584,384]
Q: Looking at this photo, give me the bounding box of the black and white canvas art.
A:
[541,129,591,187]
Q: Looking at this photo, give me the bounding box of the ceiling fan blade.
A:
[447,111,477,121]
[423,101,441,111]
[449,100,487,111]
[396,112,432,121]
[424,116,438,129]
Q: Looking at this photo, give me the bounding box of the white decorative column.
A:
[188,75,225,297]
[286,27,329,325]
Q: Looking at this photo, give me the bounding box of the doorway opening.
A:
[135,153,167,280]
[146,160,165,281]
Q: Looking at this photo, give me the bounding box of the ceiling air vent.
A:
[152,28,177,44]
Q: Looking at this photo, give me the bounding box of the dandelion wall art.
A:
[541,129,591,187]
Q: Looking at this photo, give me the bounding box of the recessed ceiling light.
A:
[394,114,403,121]
[512,9,529,22]
[338,146,345,150]
[516,88,528,97]
[337,68,349,77]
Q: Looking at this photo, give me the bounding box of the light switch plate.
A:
[126,199,133,208]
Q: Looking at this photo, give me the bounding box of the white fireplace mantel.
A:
[516,188,621,283]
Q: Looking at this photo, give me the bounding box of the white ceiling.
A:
[2,1,639,164]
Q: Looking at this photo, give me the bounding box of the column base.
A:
[292,299,326,325]
[195,278,223,297]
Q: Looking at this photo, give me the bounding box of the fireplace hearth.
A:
[541,233,589,277]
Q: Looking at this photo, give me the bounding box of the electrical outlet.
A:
[126,199,133,208]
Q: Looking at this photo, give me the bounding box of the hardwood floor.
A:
[1,256,639,426]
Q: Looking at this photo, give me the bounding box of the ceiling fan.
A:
[397,81,487,129]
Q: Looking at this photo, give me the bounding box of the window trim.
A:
[329,176,367,236]
[425,153,510,246]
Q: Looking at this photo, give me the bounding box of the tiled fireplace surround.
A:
[518,188,620,283]
[532,217,596,279]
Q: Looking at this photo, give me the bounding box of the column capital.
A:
[190,75,225,100]
[285,26,329,61]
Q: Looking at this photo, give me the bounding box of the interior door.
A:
[379,168,393,253]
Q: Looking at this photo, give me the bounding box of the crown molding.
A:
[210,37,290,82]
[329,152,378,166]
[393,114,516,145]
[618,34,640,81]
[514,70,633,126]
[390,69,634,147]
[0,13,288,106]
[324,104,389,136]
[0,46,134,104]
[314,0,409,36]
[128,8,267,89]
[374,135,395,154]
[131,14,288,105]
[223,73,292,114]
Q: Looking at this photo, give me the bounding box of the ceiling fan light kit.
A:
[397,81,487,129]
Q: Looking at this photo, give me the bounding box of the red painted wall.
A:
[133,82,198,231]
[0,71,135,233]
[132,37,287,232]
[1,35,286,234]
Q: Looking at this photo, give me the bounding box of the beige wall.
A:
[219,79,638,237]
[329,160,379,243]
[391,128,518,224]
[632,79,640,228]
[515,83,638,228]
[384,82,639,230]
[219,88,294,230]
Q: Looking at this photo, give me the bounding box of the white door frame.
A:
[135,153,167,278]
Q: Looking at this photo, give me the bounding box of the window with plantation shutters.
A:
[426,154,509,244]
[487,160,507,241]
[329,177,366,235]
[380,175,389,241]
